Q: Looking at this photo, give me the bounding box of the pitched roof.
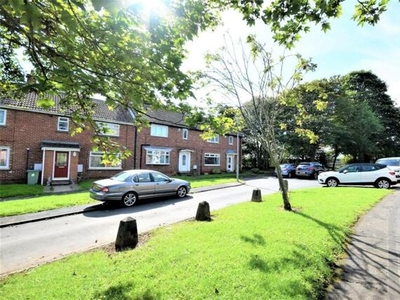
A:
[145,109,186,127]
[0,92,134,124]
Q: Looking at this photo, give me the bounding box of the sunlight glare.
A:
[123,0,170,18]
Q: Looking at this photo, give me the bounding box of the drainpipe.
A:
[133,127,138,169]
[26,148,30,183]
[140,144,150,169]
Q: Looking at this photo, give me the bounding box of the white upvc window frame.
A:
[0,109,6,126]
[150,124,168,137]
[228,136,234,145]
[146,149,171,165]
[57,117,69,132]
[88,151,122,170]
[96,122,120,137]
[182,128,188,140]
[204,153,220,166]
[207,135,219,143]
[0,146,10,169]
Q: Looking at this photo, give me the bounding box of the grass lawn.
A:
[0,188,393,299]
[0,184,45,198]
[0,192,98,217]
[0,173,246,217]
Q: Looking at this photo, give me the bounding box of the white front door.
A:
[179,151,191,173]
[226,154,235,172]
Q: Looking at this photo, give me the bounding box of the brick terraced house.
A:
[0,93,241,185]
[139,109,241,176]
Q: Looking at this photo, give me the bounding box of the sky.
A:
[183,1,400,107]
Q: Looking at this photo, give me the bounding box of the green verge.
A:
[0,193,97,217]
[0,188,393,299]
[0,184,45,198]
[0,175,242,217]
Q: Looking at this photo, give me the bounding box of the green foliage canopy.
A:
[0,0,218,158]
[215,0,395,48]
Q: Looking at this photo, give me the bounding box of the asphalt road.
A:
[0,177,319,276]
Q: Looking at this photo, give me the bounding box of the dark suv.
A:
[296,162,325,179]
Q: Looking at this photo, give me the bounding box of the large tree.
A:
[194,35,316,211]
[0,0,217,158]
[343,71,400,158]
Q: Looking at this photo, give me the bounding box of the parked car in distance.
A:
[296,162,325,179]
[375,157,400,182]
[89,169,191,207]
[274,163,296,178]
[318,163,397,189]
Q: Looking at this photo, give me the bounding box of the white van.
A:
[376,157,400,182]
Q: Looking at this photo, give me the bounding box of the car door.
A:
[151,172,175,196]
[133,172,155,198]
[360,164,381,183]
[338,164,362,183]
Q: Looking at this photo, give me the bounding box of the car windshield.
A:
[377,159,400,166]
[111,171,133,181]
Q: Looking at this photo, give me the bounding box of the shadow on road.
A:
[82,195,194,218]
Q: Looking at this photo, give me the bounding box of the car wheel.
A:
[176,186,187,198]
[122,192,137,207]
[375,178,391,189]
[288,172,293,178]
[326,178,339,187]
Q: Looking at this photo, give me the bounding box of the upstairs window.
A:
[96,122,120,136]
[0,146,10,169]
[0,109,6,126]
[182,128,188,140]
[207,135,219,143]
[58,117,69,132]
[228,136,234,145]
[151,124,168,137]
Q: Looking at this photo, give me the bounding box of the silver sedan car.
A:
[89,169,191,207]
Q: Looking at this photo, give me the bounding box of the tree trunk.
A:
[273,159,292,211]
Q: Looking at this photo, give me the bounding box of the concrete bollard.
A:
[251,188,262,202]
[115,216,138,252]
[195,201,211,221]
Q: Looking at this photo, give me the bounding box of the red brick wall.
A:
[1,109,242,183]
[135,125,241,175]
[0,109,135,184]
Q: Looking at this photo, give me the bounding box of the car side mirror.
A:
[343,170,348,174]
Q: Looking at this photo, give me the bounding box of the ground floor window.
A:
[89,151,122,169]
[204,153,220,166]
[0,146,10,169]
[146,149,170,165]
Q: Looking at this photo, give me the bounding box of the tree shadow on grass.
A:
[240,212,351,299]
[240,233,266,246]
[294,211,350,249]
[92,282,160,300]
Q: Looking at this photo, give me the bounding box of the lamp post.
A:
[236,131,240,182]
